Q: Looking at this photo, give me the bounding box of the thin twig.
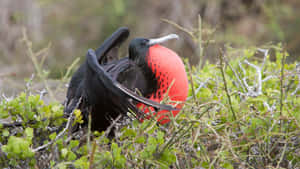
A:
[187,78,211,101]
[33,97,82,152]
[244,59,262,96]
[87,112,92,153]
[21,28,56,101]
[262,75,277,82]
[263,101,276,114]
[187,62,197,104]
[198,14,203,67]
[280,52,286,117]
[225,58,246,93]
[258,48,269,70]
[209,144,225,169]
[218,50,237,120]
[224,127,241,162]
[38,89,47,100]
[104,115,122,138]
[291,63,300,95]
[279,51,286,133]
[89,140,97,169]
[161,18,195,40]
[276,136,288,169]
[160,122,192,153]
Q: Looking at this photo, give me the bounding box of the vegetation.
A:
[1,39,300,168]
[1,0,300,168]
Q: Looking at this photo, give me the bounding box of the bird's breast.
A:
[139,44,189,124]
[147,45,188,102]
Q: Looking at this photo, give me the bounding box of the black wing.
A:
[65,27,130,114]
[86,49,176,111]
[96,27,129,64]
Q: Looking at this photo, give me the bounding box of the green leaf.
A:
[2,136,34,159]
[49,132,57,140]
[68,151,77,161]
[61,148,68,158]
[2,129,9,137]
[157,130,165,145]
[74,156,89,169]
[70,140,79,149]
[25,127,34,141]
[120,128,136,140]
[136,136,145,144]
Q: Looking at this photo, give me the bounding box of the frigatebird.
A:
[65,27,188,131]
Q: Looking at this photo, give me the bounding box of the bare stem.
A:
[198,14,203,67]
[280,52,286,116]
[21,28,56,101]
[89,140,97,169]
[187,62,197,104]
[161,18,195,40]
[279,51,286,133]
[87,112,92,153]
[218,50,237,121]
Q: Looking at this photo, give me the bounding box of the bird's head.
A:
[128,34,179,66]
[129,34,188,124]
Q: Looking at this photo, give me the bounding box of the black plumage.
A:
[65,27,175,131]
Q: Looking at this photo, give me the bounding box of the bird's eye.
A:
[141,39,148,46]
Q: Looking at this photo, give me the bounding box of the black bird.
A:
[65,27,179,131]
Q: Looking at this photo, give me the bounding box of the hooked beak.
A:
[148,34,179,46]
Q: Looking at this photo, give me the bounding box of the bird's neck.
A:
[141,55,159,98]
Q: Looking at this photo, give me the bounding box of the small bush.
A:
[1,44,300,168]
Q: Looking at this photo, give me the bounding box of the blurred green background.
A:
[0,0,299,94]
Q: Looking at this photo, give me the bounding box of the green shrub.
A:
[1,44,300,168]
